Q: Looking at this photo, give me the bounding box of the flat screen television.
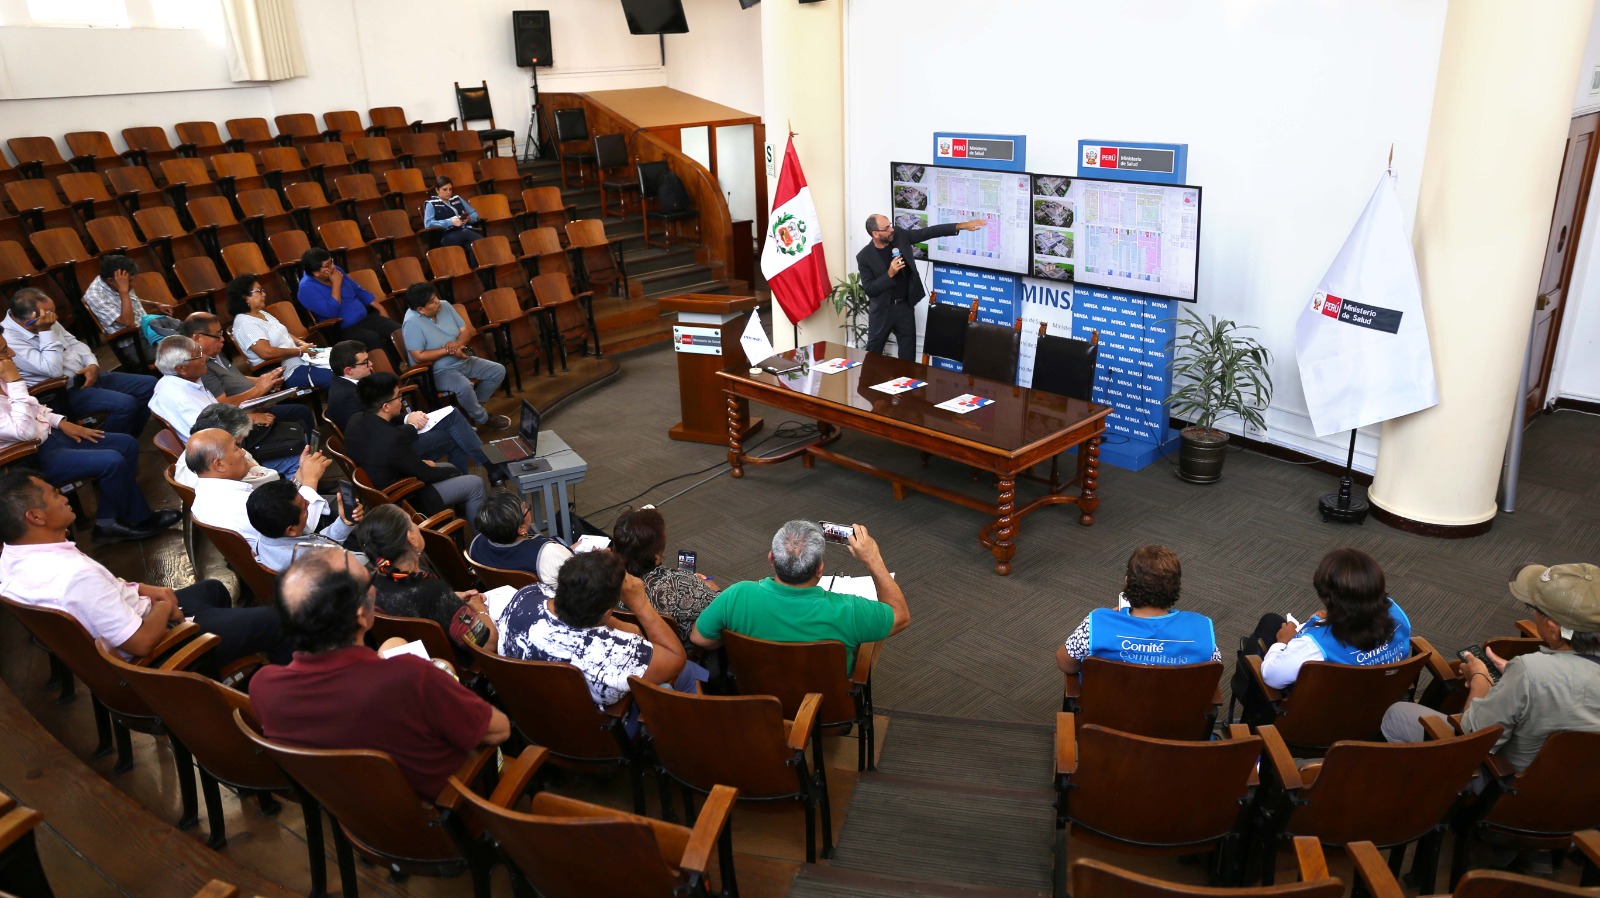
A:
[621,0,689,34]
[889,161,1033,276]
[1030,172,1202,302]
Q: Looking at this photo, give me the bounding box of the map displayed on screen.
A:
[1067,178,1202,302]
[890,162,1032,276]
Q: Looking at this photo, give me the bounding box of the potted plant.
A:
[1164,309,1274,484]
[827,273,870,347]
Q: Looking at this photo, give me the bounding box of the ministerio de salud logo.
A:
[771,212,809,257]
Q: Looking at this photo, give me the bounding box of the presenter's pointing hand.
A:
[962,218,988,231]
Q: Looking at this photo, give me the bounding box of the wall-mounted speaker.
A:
[513,10,553,68]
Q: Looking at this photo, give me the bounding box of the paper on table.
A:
[572,535,612,553]
[483,584,519,622]
[416,406,455,434]
[740,312,776,365]
[819,572,894,601]
[813,357,861,374]
[304,347,333,368]
[870,377,927,395]
[379,639,431,661]
[934,393,995,414]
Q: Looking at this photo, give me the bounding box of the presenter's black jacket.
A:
[855,222,962,307]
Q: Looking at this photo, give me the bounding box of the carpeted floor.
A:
[555,343,1600,724]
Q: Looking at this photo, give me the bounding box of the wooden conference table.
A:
[717,342,1112,575]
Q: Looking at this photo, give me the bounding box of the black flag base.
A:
[1319,488,1370,524]
[1318,428,1369,524]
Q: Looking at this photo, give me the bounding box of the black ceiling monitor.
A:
[739,0,761,8]
[621,0,689,33]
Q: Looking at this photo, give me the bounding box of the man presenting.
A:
[855,214,986,361]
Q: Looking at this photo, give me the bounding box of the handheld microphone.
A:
[891,248,902,259]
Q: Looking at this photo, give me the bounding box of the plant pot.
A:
[1177,427,1230,484]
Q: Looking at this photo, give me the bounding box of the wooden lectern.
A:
[659,293,765,444]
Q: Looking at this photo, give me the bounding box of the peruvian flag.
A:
[761,135,828,322]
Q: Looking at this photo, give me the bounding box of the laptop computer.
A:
[484,400,548,469]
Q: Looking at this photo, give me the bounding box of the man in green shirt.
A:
[690,520,910,668]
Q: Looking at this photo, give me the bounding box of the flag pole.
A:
[1318,429,1370,523]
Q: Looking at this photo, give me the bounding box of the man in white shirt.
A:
[246,479,365,572]
[0,471,288,664]
[151,335,302,476]
[3,288,156,436]
[171,403,279,492]
[189,429,348,563]
[0,332,178,542]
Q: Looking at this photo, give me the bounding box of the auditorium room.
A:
[2,1,1599,896]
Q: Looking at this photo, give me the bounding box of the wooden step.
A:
[601,319,674,355]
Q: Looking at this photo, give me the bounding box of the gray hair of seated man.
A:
[184,428,231,475]
[771,519,826,585]
[155,335,199,376]
[193,402,250,441]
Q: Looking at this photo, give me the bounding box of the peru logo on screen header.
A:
[1081,146,1118,168]
[938,138,968,158]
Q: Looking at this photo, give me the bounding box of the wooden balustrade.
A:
[541,92,740,281]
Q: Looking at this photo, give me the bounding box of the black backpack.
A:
[656,169,691,214]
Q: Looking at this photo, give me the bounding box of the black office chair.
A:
[593,133,639,217]
[1030,324,1100,492]
[637,160,699,247]
[919,293,969,365]
[552,108,597,188]
[1032,324,1099,400]
[963,310,1024,384]
[454,81,516,157]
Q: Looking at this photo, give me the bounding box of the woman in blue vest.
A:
[422,176,482,265]
[1260,547,1412,691]
[1056,545,1220,676]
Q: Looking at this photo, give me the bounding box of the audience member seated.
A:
[1056,545,1220,675]
[247,546,509,798]
[351,504,496,658]
[80,254,163,359]
[189,427,346,561]
[422,175,482,265]
[4,288,154,436]
[327,340,506,482]
[1383,562,1600,772]
[499,550,699,720]
[469,491,572,590]
[399,283,510,431]
[172,403,279,490]
[0,333,177,542]
[183,312,317,439]
[226,275,332,389]
[345,372,487,524]
[1254,547,1412,691]
[296,247,400,352]
[0,471,288,664]
[611,505,716,645]
[151,336,306,476]
[690,520,909,670]
[247,479,364,573]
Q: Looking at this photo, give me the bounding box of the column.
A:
[1370,0,1594,534]
[760,0,846,351]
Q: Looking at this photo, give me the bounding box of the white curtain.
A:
[221,0,306,82]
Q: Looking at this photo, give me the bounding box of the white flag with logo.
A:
[740,309,776,365]
[1295,173,1438,436]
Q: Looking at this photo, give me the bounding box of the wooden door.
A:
[1527,113,1599,421]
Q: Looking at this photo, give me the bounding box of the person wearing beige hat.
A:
[1382,562,1600,773]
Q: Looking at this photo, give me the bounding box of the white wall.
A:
[1550,0,1600,403]
[665,0,763,224]
[844,0,1451,470]
[0,0,674,159]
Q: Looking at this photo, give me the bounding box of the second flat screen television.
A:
[890,162,1033,276]
[620,0,689,34]
[1032,173,1203,303]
